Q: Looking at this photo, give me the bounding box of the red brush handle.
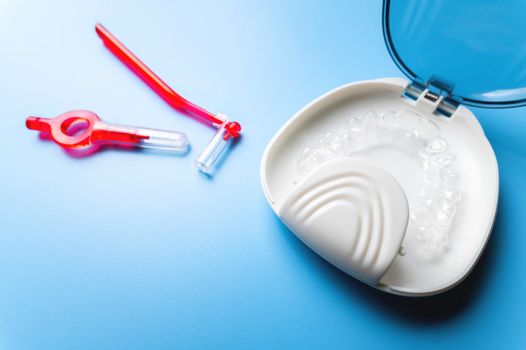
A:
[95,23,223,126]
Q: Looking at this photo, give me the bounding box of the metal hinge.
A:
[403,77,460,117]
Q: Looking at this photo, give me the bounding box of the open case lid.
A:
[383,0,526,108]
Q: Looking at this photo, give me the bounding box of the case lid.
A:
[383,0,526,108]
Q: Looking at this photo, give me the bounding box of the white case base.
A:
[260,78,499,296]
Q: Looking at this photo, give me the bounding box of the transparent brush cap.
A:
[383,0,526,108]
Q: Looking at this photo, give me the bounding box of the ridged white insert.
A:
[279,158,409,285]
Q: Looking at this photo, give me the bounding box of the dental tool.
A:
[95,23,242,174]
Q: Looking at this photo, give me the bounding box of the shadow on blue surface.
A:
[271,200,503,325]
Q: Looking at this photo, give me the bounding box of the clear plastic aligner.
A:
[295,109,461,257]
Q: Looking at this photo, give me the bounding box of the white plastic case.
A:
[260,78,498,296]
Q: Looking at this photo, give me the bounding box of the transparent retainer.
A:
[295,110,462,257]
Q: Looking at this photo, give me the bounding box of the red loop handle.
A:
[26,110,149,149]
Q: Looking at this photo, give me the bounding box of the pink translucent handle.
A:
[26,110,189,152]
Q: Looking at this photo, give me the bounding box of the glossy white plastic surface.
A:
[280,158,409,285]
[260,78,499,296]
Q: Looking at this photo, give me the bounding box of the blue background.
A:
[1,0,525,349]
